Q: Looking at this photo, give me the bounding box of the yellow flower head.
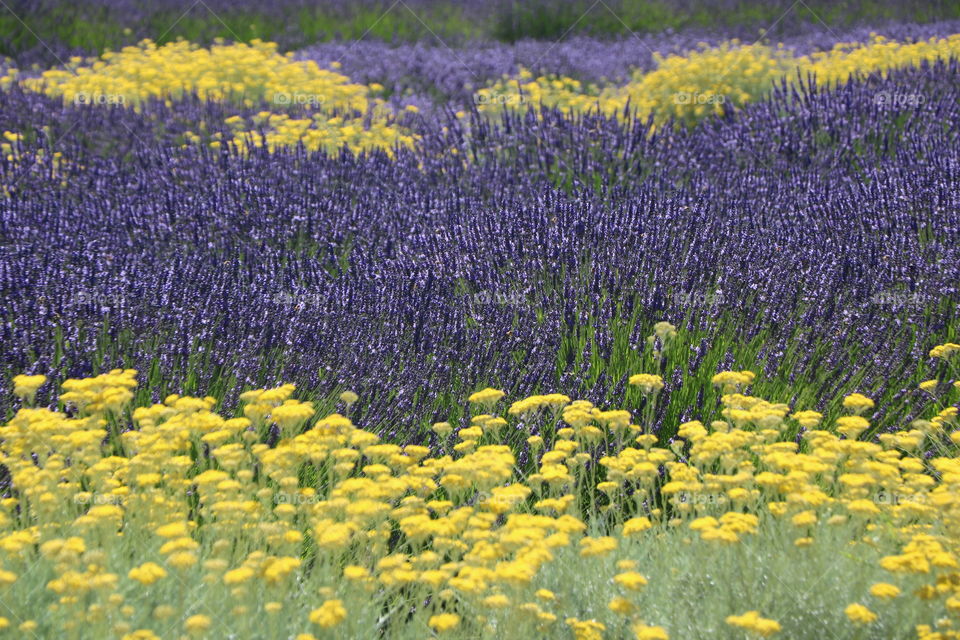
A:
[429,613,460,633]
[844,603,877,625]
[869,583,900,599]
[725,611,781,637]
[468,387,505,406]
[12,374,46,400]
[309,600,346,629]
[842,393,875,415]
[629,374,665,394]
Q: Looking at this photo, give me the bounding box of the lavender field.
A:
[1,2,959,639]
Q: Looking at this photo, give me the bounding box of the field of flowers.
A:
[1,1,960,638]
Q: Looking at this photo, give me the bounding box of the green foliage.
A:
[3,0,960,64]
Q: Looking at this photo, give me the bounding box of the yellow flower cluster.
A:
[628,373,664,394]
[475,34,960,127]
[507,393,571,416]
[1,344,960,637]
[468,387,507,406]
[931,342,960,360]
[216,110,418,158]
[59,368,138,414]
[711,369,756,392]
[0,66,16,90]
[616,41,796,126]
[474,69,611,118]
[1,131,69,192]
[11,372,46,402]
[17,39,414,157]
[802,35,960,87]
[1,130,24,164]
[726,610,782,637]
[23,39,368,110]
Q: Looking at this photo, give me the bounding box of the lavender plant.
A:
[2,61,957,445]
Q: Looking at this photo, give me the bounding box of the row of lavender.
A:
[4,17,960,159]
[2,61,959,438]
[298,19,960,111]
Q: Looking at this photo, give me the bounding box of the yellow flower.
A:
[482,594,511,608]
[608,596,635,615]
[224,567,255,585]
[428,613,460,633]
[844,603,877,624]
[12,374,46,401]
[790,410,822,428]
[184,615,212,634]
[847,499,881,516]
[597,481,619,494]
[19,621,38,633]
[652,321,677,341]
[120,631,159,640]
[566,618,606,640]
[272,400,315,429]
[842,393,875,415]
[930,342,960,359]
[309,600,346,628]
[468,387,505,406]
[343,566,369,580]
[128,562,167,586]
[629,374,664,394]
[262,556,301,584]
[711,371,756,392]
[614,571,648,591]
[836,416,870,439]
[432,422,453,437]
[633,622,670,640]
[155,522,190,539]
[579,536,618,557]
[622,517,653,537]
[167,552,198,570]
[869,583,900,599]
[725,611,781,637]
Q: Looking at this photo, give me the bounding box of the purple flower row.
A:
[1,61,958,437]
